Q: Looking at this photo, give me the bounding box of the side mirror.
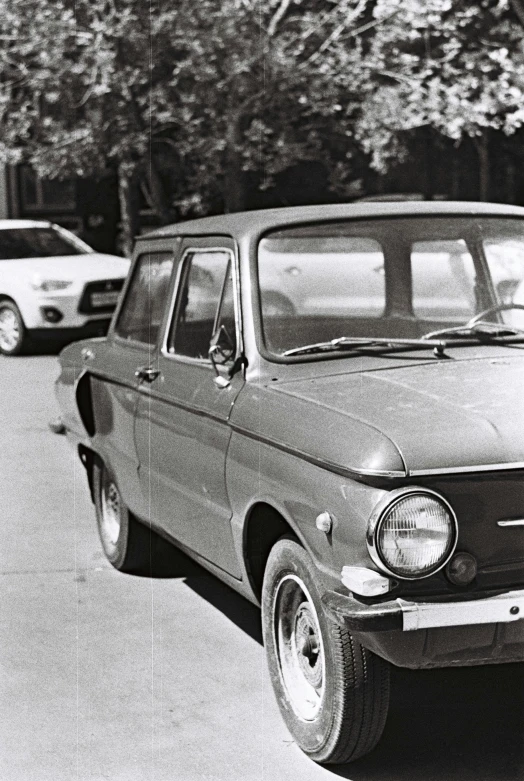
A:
[208,325,236,387]
[208,324,235,365]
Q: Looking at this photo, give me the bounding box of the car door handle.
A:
[135,366,161,383]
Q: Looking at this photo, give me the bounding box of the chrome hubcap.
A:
[274,574,325,721]
[0,309,20,352]
[100,476,122,550]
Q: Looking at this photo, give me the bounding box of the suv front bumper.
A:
[29,319,111,342]
[322,588,524,632]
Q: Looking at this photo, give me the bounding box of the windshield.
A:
[257,216,524,356]
[483,236,524,328]
[0,227,90,259]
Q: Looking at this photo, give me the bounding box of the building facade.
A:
[0,164,120,254]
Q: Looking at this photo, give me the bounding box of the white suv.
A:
[0,220,130,355]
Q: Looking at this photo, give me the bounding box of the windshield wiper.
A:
[283,327,524,358]
[422,322,524,340]
[423,304,524,341]
[283,336,448,357]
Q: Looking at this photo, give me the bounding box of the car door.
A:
[134,237,244,577]
[88,242,176,519]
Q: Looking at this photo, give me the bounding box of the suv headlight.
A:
[31,275,73,292]
[367,487,457,580]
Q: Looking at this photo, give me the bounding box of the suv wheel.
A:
[0,301,26,356]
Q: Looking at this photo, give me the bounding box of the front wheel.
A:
[0,300,26,356]
[262,539,390,764]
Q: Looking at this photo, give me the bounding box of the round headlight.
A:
[367,487,457,580]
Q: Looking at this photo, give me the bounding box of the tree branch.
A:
[267,0,292,38]
[152,136,179,151]
[509,0,524,27]
[301,4,345,42]
[299,0,369,67]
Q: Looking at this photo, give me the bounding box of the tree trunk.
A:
[422,128,435,201]
[451,143,461,199]
[474,133,490,202]
[144,158,174,224]
[509,0,524,27]
[117,162,140,258]
[223,109,248,213]
[505,158,516,204]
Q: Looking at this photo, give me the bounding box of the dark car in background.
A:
[55,202,524,763]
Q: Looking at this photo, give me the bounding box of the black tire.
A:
[262,538,390,764]
[93,459,164,574]
[0,300,27,356]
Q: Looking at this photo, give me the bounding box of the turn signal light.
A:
[445,552,477,586]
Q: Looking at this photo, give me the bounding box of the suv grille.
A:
[78,279,125,314]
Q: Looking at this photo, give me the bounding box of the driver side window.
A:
[167,249,234,360]
[114,251,174,344]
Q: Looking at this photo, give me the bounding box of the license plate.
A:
[90,291,119,308]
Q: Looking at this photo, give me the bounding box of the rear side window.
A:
[115,251,174,344]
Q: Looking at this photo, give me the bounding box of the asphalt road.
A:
[1,353,523,781]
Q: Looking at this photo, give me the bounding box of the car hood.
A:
[1,253,130,281]
[271,354,524,475]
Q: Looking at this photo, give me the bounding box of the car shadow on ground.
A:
[0,344,62,359]
[184,562,523,778]
[184,573,263,644]
[19,340,65,356]
[132,540,524,778]
[330,662,524,781]
[131,536,207,580]
[130,537,263,643]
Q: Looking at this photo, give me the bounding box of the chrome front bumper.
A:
[321,588,524,633]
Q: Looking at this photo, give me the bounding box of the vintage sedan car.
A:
[0,219,130,355]
[55,202,524,764]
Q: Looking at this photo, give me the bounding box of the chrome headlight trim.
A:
[366,486,458,581]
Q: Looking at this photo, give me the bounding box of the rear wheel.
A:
[0,301,26,356]
[262,538,390,764]
[93,460,167,574]
[263,292,295,317]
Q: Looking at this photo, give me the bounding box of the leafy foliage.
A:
[1,0,524,247]
[353,0,524,172]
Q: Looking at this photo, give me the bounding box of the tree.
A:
[0,0,375,251]
[7,0,523,249]
[1,0,186,254]
[351,0,524,200]
[158,0,374,213]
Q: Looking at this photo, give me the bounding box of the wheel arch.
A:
[75,371,96,437]
[0,294,28,325]
[261,290,295,315]
[242,500,304,601]
[78,443,101,503]
[0,294,24,324]
[0,295,27,354]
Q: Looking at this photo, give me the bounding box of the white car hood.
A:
[1,253,130,282]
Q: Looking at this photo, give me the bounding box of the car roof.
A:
[0,219,52,230]
[141,201,524,242]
